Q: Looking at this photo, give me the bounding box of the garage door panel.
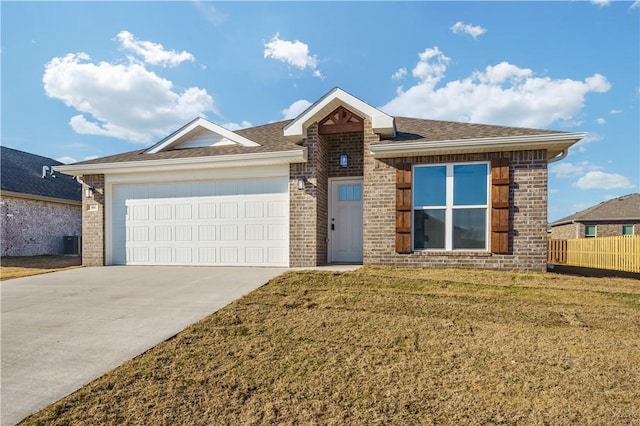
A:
[198,203,216,219]
[268,201,287,217]
[220,247,238,264]
[198,225,216,241]
[112,176,288,266]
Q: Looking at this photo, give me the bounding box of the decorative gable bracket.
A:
[283,87,395,141]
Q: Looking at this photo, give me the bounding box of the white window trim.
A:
[411,161,490,252]
[584,224,597,238]
[622,224,634,236]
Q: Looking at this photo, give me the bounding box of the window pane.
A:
[454,164,487,206]
[452,209,486,249]
[413,209,446,249]
[414,166,446,207]
[622,225,633,236]
[585,225,596,237]
[338,184,362,201]
[353,184,362,201]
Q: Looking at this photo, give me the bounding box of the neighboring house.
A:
[549,193,640,239]
[1,146,82,256]
[55,88,583,271]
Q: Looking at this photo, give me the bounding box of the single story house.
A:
[549,193,640,239]
[55,88,584,271]
[1,146,82,256]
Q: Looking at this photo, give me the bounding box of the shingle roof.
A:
[68,116,566,167]
[1,146,81,202]
[381,117,563,144]
[70,120,300,166]
[550,193,640,226]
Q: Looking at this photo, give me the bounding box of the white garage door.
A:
[110,177,289,266]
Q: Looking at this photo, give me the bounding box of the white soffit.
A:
[283,87,396,140]
[369,132,586,160]
[145,117,259,154]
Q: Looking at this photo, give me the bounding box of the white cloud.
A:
[193,1,228,27]
[596,117,606,124]
[573,132,602,153]
[590,0,610,6]
[116,31,194,67]
[381,47,611,128]
[56,155,98,164]
[549,161,602,178]
[392,67,407,80]
[218,121,252,131]
[450,21,487,39]
[282,99,312,120]
[609,109,623,114]
[549,163,586,179]
[264,33,323,78]
[631,0,640,9]
[43,52,215,143]
[574,171,635,190]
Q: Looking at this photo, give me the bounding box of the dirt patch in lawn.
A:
[1,256,82,281]
[21,266,640,425]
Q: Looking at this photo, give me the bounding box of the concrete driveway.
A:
[1,266,287,426]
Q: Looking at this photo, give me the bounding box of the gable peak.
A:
[145,118,259,154]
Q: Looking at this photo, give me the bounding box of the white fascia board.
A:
[145,117,259,154]
[53,149,307,176]
[283,87,395,140]
[369,132,585,159]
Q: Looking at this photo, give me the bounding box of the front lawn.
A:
[22,267,640,425]
[0,255,81,281]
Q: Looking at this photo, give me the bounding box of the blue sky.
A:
[1,1,638,221]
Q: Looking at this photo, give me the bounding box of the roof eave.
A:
[53,149,307,176]
[283,87,396,141]
[551,217,640,226]
[369,132,585,160]
[0,189,81,206]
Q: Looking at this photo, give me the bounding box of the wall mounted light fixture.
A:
[85,186,95,198]
[340,154,348,168]
[297,176,307,190]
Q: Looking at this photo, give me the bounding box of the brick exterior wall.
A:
[363,120,549,271]
[0,195,81,256]
[82,174,105,266]
[289,124,328,267]
[592,222,640,237]
[326,132,364,178]
[550,221,640,239]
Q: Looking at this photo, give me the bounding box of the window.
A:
[413,163,489,250]
[585,225,596,238]
[338,183,362,201]
[622,225,634,236]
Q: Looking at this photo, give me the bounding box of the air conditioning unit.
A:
[63,236,81,256]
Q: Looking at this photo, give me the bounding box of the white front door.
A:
[329,178,363,263]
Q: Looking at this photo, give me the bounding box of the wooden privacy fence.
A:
[548,236,640,274]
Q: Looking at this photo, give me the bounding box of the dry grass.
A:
[21,267,640,425]
[0,256,82,281]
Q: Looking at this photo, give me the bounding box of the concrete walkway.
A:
[1,266,288,426]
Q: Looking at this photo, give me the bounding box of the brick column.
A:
[362,119,386,266]
[81,174,105,266]
[289,124,328,266]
